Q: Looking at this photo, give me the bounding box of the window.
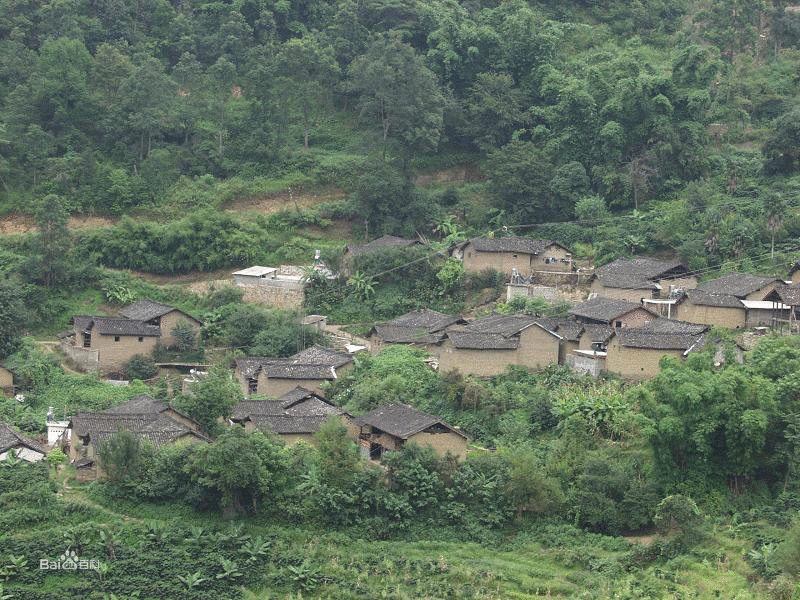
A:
[82,333,91,348]
[512,254,518,258]
[248,379,258,394]
[138,336,144,342]
[114,336,120,342]
[615,321,622,328]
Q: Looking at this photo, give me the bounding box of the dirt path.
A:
[0,214,116,235]
[223,185,346,214]
[37,341,84,376]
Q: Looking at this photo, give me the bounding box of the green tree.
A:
[173,366,242,435]
[21,194,75,289]
[98,431,153,487]
[348,34,444,161]
[275,36,340,149]
[170,319,197,352]
[764,192,787,260]
[486,140,555,224]
[0,281,25,359]
[575,195,610,223]
[123,354,157,380]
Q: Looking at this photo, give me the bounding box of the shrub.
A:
[123,354,157,380]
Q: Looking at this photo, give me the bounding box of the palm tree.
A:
[764,193,786,261]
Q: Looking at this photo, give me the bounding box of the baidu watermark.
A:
[39,549,101,571]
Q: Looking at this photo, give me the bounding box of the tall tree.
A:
[764,192,786,260]
[348,34,444,162]
[275,37,340,149]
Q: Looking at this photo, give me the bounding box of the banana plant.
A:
[177,571,206,589]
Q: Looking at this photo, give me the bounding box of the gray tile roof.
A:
[289,345,353,368]
[594,257,689,289]
[235,357,273,379]
[248,414,334,435]
[569,297,650,323]
[697,272,780,298]
[71,412,209,448]
[636,319,708,335]
[119,298,176,321]
[346,235,422,256]
[553,321,584,342]
[373,325,448,344]
[685,289,744,308]
[616,330,706,351]
[447,331,519,350]
[72,316,161,337]
[382,309,461,331]
[260,362,337,380]
[231,387,341,420]
[102,395,167,414]
[467,237,566,255]
[0,424,46,455]
[766,285,800,306]
[357,403,466,440]
[463,313,538,336]
[582,324,615,343]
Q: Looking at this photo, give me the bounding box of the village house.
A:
[604,319,708,379]
[589,257,696,303]
[438,314,563,376]
[119,298,201,348]
[0,424,46,463]
[230,386,358,445]
[63,316,162,373]
[674,273,784,329]
[368,309,464,354]
[355,403,468,460]
[555,322,615,377]
[234,345,355,398]
[67,395,209,476]
[569,296,658,328]
[764,285,800,332]
[452,237,571,277]
[0,365,13,397]
[787,261,800,285]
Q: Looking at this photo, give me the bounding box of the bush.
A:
[123,354,158,380]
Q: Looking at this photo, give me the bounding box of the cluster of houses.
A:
[4,234,800,472]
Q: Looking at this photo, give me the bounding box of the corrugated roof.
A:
[594,257,688,289]
[358,403,466,440]
[119,299,176,321]
[467,237,566,255]
[346,235,421,256]
[569,297,650,323]
[698,272,780,298]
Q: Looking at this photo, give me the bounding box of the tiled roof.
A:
[289,345,353,368]
[346,235,421,256]
[119,298,176,321]
[685,289,744,308]
[569,297,649,323]
[447,331,519,349]
[235,357,273,379]
[248,414,333,435]
[594,257,688,289]
[697,272,780,298]
[71,412,209,448]
[357,403,466,440]
[463,313,538,336]
[617,330,706,351]
[72,316,161,337]
[381,309,461,332]
[373,324,448,344]
[467,237,566,255]
[582,324,615,343]
[766,285,800,306]
[635,319,708,335]
[232,386,342,422]
[261,362,337,380]
[553,321,584,342]
[102,395,167,414]
[0,424,46,455]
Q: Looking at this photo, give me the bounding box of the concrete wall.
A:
[605,339,683,379]
[407,430,468,460]
[60,339,100,373]
[531,246,571,272]
[675,301,746,329]
[567,352,606,377]
[191,279,305,309]
[437,341,519,376]
[656,276,698,294]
